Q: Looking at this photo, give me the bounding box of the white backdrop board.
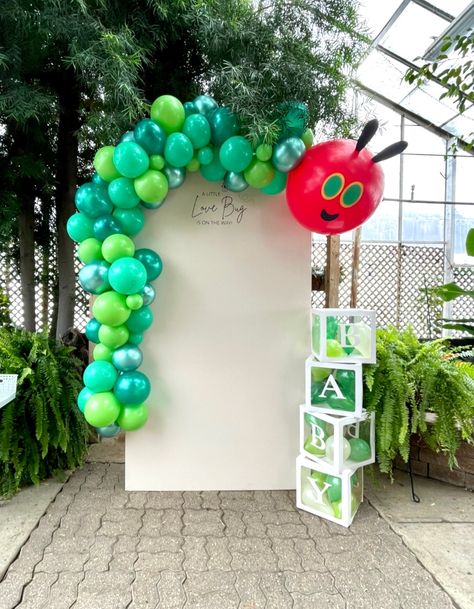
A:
[126,174,310,490]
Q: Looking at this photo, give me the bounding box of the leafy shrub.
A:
[0,328,88,497]
[364,326,474,476]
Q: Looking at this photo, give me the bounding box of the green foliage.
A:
[0,289,11,327]
[0,328,88,497]
[364,326,474,476]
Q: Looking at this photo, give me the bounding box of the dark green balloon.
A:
[134,118,166,155]
[113,207,144,237]
[326,475,342,503]
[348,437,371,462]
[200,152,226,182]
[75,183,113,218]
[208,107,240,147]
[93,215,123,241]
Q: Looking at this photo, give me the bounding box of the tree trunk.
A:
[18,197,36,331]
[55,72,80,338]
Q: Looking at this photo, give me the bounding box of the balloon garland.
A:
[69,96,407,437]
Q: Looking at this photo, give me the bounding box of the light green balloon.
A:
[244,159,275,189]
[98,324,130,349]
[256,143,273,162]
[187,157,200,172]
[92,291,131,327]
[84,392,121,427]
[77,238,103,264]
[134,170,169,204]
[302,128,314,149]
[117,403,149,431]
[149,155,165,171]
[102,234,135,263]
[94,146,121,182]
[150,95,185,135]
[93,343,114,362]
[126,294,143,310]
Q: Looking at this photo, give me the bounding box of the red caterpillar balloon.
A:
[286,119,407,235]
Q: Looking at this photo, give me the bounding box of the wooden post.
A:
[350,227,362,308]
[325,235,340,307]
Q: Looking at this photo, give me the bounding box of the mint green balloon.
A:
[164,133,194,168]
[113,142,149,178]
[200,151,226,182]
[219,136,253,173]
[261,170,287,195]
[183,114,211,149]
[113,207,144,236]
[197,146,213,166]
[108,177,140,209]
[67,213,94,243]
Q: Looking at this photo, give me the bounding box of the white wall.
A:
[126,174,310,490]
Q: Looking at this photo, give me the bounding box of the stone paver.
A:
[0,463,457,609]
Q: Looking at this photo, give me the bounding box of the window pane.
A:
[455,155,474,203]
[453,204,474,265]
[362,199,399,242]
[402,154,446,202]
[402,203,444,242]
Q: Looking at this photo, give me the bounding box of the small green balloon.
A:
[113,142,149,179]
[134,170,169,204]
[93,343,114,362]
[197,146,213,166]
[108,177,140,209]
[150,95,185,134]
[183,114,211,149]
[348,437,371,462]
[67,213,94,243]
[261,170,287,195]
[94,146,121,182]
[219,136,253,173]
[92,291,131,327]
[84,392,121,427]
[164,133,194,168]
[256,143,273,162]
[304,434,325,457]
[200,151,226,182]
[98,324,130,349]
[149,155,165,171]
[186,157,200,172]
[331,500,342,520]
[310,470,327,485]
[326,475,342,503]
[302,128,314,149]
[326,339,345,358]
[244,159,275,189]
[113,207,145,237]
[311,367,331,382]
[77,238,103,264]
[126,294,144,310]
[102,234,135,263]
[117,403,149,431]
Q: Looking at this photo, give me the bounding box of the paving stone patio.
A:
[0,463,456,609]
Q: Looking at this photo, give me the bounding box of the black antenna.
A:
[355,119,379,152]
[372,141,408,163]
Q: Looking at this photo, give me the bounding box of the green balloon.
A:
[261,170,287,195]
[113,142,149,179]
[93,343,114,362]
[219,136,253,173]
[326,339,345,358]
[326,316,338,339]
[84,361,118,392]
[208,107,240,146]
[326,475,342,503]
[331,501,342,519]
[244,159,275,189]
[187,157,200,172]
[304,435,325,457]
[197,146,213,166]
[94,146,121,182]
[310,470,327,485]
[164,133,194,168]
[98,324,130,349]
[328,393,355,413]
[117,403,149,431]
[335,369,356,400]
[109,257,147,295]
[149,155,165,171]
[102,234,135,263]
[302,128,314,149]
[134,118,166,155]
[348,437,371,462]
[126,294,144,310]
[75,183,113,218]
[84,392,121,427]
[134,170,168,204]
[126,306,153,333]
[77,238,103,264]
[128,333,143,345]
[200,151,226,182]
[113,207,144,237]
[92,291,131,327]
[150,95,185,134]
[108,177,140,209]
[183,114,211,149]
[67,213,94,243]
[256,143,273,162]
[311,367,331,382]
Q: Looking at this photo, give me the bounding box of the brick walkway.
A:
[0,463,455,609]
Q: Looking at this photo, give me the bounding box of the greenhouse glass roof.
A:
[357,0,474,143]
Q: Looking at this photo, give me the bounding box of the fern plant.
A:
[0,328,88,497]
[364,326,474,476]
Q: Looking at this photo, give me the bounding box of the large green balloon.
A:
[150,95,185,134]
[94,146,121,182]
[244,159,275,189]
[200,152,226,182]
[113,207,144,237]
[75,183,113,218]
[98,324,130,349]
[261,170,287,195]
[109,257,147,295]
[102,234,135,263]
[77,238,103,264]
[183,114,211,149]
[92,291,131,327]
[134,170,169,204]
[135,249,163,280]
[93,343,114,362]
[84,392,121,427]
[117,403,149,431]
[83,361,118,392]
[113,142,149,179]
[208,107,240,147]
[134,118,166,155]
[193,95,218,117]
[219,136,253,173]
[67,213,94,243]
[108,177,140,209]
[126,306,153,333]
[164,133,194,168]
[114,370,151,404]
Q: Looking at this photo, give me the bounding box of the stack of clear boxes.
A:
[296,309,377,527]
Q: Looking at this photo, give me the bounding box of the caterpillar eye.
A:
[321,173,345,200]
[340,182,363,207]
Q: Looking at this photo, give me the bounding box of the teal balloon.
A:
[164,166,186,189]
[278,102,309,139]
[200,152,226,182]
[193,95,218,117]
[164,133,193,168]
[113,142,149,178]
[79,261,111,295]
[67,213,94,243]
[85,318,101,343]
[108,257,147,295]
[141,199,165,210]
[108,177,140,209]
[141,283,156,306]
[113,207,144,236]
[127,306,153,333]
[97,423,121,438]
[272,137,306,172]
[112,344,143,371]
[326,475,342,503]
[75,183,113,218]
[224,171,248,192]
[197,146,213,166]
[128,333,143,345]
[183,114,211,149]
[119,131,135,143]
[219,136,253,173]
[184,101,198,117]
[135,249,163,281]
[114,370,151,405]
[134,118,166,155]
[208,107,240,147]
[93,215,122,240]
[84,361,118,392]
[92,173,108,186]
[77,386,94,413]
[261,170,287,195]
